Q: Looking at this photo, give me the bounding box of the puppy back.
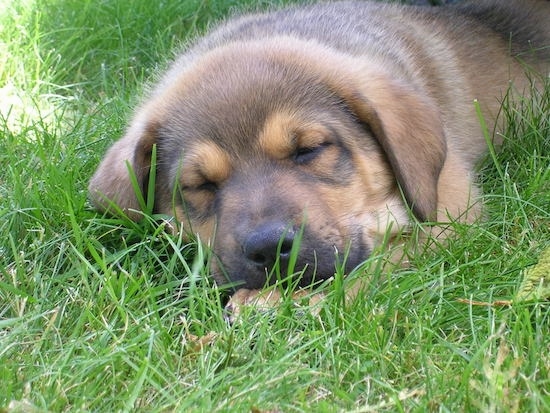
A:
[453,0,550,63]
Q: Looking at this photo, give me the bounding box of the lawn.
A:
[1,0,549,411]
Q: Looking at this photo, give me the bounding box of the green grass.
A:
[1,0,549,411]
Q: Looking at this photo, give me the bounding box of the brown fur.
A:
[89,0,550,291]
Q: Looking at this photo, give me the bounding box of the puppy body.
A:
[90,1,550,289]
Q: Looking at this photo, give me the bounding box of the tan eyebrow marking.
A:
[258,111,298,159]
[181,141,232,186]
[258,110,332,159]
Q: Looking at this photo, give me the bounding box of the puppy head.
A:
[89,39,446,289]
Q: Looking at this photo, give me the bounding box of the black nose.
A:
[243,222,295,268]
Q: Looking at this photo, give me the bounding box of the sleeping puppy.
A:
[89,1,550,300]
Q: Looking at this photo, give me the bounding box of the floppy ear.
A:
[271,40,447,222]
[338,75,447,221]
[88,116,157,220]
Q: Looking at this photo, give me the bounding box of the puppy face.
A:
[89,40,446,289]
[173,107,403,289]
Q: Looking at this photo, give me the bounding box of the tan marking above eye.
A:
[180,141,231,189]
[259,111,332,160]
[295,129,331,150]
[258,111,297,159]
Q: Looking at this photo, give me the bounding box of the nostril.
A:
[279,237,294,256]
[243,222,295,268]
[248,251,268,266]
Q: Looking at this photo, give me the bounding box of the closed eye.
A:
[196,181,218,192]
[293,142,332,165]
[181,180,218,193]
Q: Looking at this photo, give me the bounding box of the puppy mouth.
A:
[211,221,369,290]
